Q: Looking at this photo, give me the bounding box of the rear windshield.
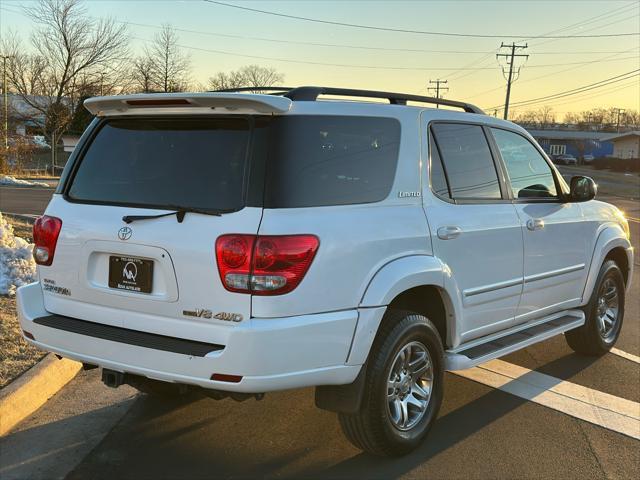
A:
[68,117,250,211]
[264,116,401,208]
[68,115,401,210]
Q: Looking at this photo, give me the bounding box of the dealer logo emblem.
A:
[122,262,138,281]
[118,226,132,241]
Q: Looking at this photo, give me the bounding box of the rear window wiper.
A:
[122,205,227,224]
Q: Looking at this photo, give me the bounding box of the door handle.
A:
[526,218,545,231]
[437,226,462,240]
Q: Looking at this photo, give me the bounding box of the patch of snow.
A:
[0,213,37,296]
[0,175,50,188]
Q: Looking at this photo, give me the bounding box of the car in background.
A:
[582,154,595,164]
[554,154,578,165]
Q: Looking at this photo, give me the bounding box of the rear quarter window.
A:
[264,115,401,208]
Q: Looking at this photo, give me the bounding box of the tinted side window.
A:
[431,123,501,200]
[429,133,451,199]
[491,128,558,199]
[264,116,401,208]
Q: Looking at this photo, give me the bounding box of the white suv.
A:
[17,87,633,456]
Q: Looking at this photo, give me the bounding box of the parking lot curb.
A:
[0,354,82,436]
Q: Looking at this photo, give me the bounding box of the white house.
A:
[602,131,640,159]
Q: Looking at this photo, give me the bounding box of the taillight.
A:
[215,234,255,293]
[32,215,62,266]
[216,234,319,295]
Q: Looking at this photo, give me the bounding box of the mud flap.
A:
[315,363,367,414]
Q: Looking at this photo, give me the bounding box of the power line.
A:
[441,5,638,83]
[507,70,639,107]
[114,20,638,56]
[467,46,640,101]
[497,43,529,120]
[130,38,495,71]
[487,69,640,110]
[523,2,639,45]
[205,1,640,39]
[520,79,638,110]
[508,79,639,114]
[129,35,636,73]
[1,4,636,56]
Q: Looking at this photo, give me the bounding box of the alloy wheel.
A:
[386,341,434,431]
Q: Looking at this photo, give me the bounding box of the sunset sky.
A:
[1,0,639,117]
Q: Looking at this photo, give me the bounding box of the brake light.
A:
[126,99,191,106]
[216,234,319,295]
[32,215,62,266]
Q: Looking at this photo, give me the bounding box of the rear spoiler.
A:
[84,93,292,116]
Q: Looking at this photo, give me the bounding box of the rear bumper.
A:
[17,282,362,393]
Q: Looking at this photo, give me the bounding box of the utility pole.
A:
[497,43,528,120]
[428,79,449,107]
[614,108,625,133]
[1,55,12,151]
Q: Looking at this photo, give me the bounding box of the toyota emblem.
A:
[118,226,132,241]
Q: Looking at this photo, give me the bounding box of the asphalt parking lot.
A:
[1,166,638,479]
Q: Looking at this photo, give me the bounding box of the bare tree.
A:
[130,56,155,93]
[238,65,284,92]
[208,65,284,92]
[535,106,556,129]
[511,110,537,127]
[512,106,638,131]
[208,71,246,91]
[147,25,191,93]
[562,112,579,125]
[1,0,128,173]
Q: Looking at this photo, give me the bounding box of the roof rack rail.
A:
[211,86,484,114]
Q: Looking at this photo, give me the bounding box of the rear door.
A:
[41,116,265,336]
[425,121,524,344]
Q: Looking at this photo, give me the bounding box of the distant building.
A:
[7,93,73,136]
[526,129,613,159]
[8,94,47,136]
[601,131,640,159]
[61,135,81,153]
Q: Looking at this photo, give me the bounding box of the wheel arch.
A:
[318,257,455,415]
[349,255,458,367]
[582,224,633,304]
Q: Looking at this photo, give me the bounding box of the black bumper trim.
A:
[33,314,224,357]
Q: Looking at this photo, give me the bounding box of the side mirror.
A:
[570,176,597,202]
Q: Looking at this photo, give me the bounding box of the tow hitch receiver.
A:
[102,369,125,388]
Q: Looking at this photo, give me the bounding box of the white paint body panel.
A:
[18,283,361,392]
[513,202,590,321]
[16,93,633,393]
[425,199,524,343]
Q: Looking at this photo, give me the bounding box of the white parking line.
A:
[611,348,640,364]
[453,359,640,440]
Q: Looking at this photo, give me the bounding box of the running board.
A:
[445,310,585,371]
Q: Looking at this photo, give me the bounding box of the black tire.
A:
[565,260,625,355]
[338,310,444,457]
